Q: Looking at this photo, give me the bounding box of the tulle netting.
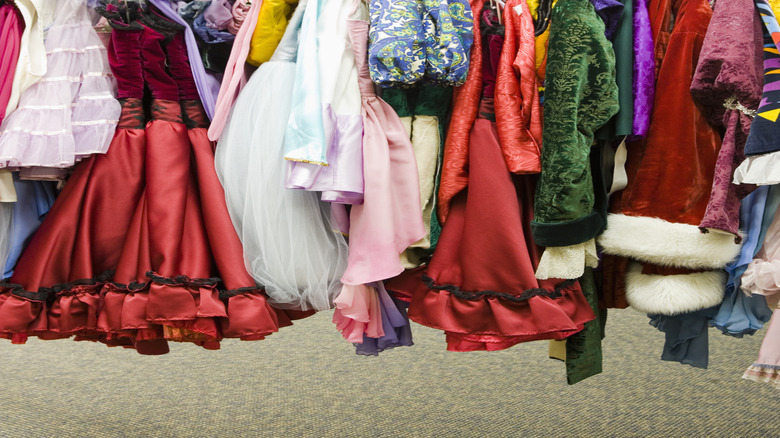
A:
[215,61,349,312]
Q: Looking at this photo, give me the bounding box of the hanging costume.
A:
[215,0,350,312]
[331,0,426,341]
[387,2,595,352]
[0,0,120,171]
[530,0,619,279]
[0,5,305,354]
[284,0,365,204]
[741,204,780,388]
[598,0,740,316]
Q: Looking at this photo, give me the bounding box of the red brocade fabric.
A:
[0,24,307,354]
[387,9,594,351]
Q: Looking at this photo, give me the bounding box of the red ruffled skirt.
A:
[387,116,594,351]
[0,98,307,354]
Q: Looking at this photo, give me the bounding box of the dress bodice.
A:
[348,19,376,98]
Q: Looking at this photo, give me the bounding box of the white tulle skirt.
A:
[215,60,349,311]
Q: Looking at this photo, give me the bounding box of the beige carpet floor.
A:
[0,308,777,437]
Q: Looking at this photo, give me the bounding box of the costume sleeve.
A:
[531,0,619,247]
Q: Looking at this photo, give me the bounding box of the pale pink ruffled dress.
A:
[333,11,425,341]
[0,0,120,170]
[741,208,780,389]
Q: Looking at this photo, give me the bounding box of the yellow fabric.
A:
[527,0,540,19]
[0,171,16,203]
[769,0,780,18]
[548,340,567,361]
[530,0,558,71]
[246,0,298,67]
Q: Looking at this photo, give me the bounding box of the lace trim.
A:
[724,96,757,118]
[1,127,71,135]
[743,363,780,388]
[39,73,114,83]
[72,119,119,126]
[220,286,265,300]
[76,94,116,101]
[421,275,572,302]
[16,95,116,111]
[535,239,599,280]
[47,45,106,55]
[283,157,330,166]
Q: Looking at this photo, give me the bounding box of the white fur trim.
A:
[625,262,726,315]
[597,214,741,269]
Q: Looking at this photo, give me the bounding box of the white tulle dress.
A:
[0,0,120,170]
[215,0,349,312]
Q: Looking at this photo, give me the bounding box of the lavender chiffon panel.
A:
[355,281,414,356]
[631,0,654,138]
[149,0,220,119]
[286,107,364,204]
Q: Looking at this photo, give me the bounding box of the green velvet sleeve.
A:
[531,0,619,247]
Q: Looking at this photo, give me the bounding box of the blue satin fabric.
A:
[3,176,57,278]
[711,185,777,336]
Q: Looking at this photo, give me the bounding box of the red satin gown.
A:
[387,4,595,352]
[0,17,305,354]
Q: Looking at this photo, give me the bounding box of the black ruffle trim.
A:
[1,271,263,303]
[422,275,573,303]
[0,271,116,303]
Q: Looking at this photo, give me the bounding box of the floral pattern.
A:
[368,0,474,87]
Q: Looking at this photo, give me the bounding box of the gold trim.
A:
[284,157,330,166]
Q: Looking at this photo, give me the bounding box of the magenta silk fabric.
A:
[0,4,23,124]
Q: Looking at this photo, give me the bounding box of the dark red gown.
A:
[0,14,305,354]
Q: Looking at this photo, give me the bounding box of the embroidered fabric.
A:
[368,0,474,87]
